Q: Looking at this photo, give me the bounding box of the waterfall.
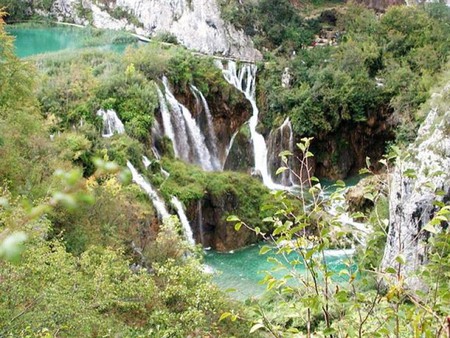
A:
[279,118,295,186]
[190,84,221,170]
[127,161,170,220]
[268,118,296,186]
[171,196,195,245]
[161,77,215,171]
[225,130,239,161]
[217,61,282,189]
[197,200,205,246]
[151,119,163,160]
[97,109,125,137]
[97,108,198,246]
[142,156,151,169]
[156,85,179,157]
[327,193,371,246]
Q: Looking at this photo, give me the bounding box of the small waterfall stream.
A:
[225,130,239,161]
[190,84,221,170]
[161,77,215,171]
[171,196,195,246]
[268,117,295,186]
[197,200,205,247]
[97,109,125,137]
[142,156,151,169]
[98,104,198,246]
[156,86,179,157]
[127,161,170,220]
[217,61,282,189]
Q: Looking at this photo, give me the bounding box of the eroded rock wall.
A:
[381,83,450,290]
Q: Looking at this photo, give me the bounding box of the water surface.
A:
[7,25,137,58]
[205,244,355,300]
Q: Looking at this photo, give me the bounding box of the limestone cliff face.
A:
[50,0,262,60]
[381,83,450,290]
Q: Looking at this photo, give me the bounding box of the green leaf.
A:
[403,168,417,179]
[227,215,240,222]
[395,254,405,265]
[250,323,265,333]
[0,232,28,263]
[279,150,293,157]
[423,222,437,234]
[219,312,232,321]
[259,246,271,255]
[234,222,242,231]
[276,167,289,175]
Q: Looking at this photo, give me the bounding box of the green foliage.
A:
[220,0,319,54]
[258,4,450,149]
[0,0,29,21]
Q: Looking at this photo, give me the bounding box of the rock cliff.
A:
[50,0,262,60]
[381,82,450,290]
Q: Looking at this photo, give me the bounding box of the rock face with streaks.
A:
[50,0,262,60]
[381,82,450,291]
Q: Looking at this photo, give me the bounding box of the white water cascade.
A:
[142,156,151,169]
[190,84,221,170]
[268,117,296,186]
[97,109,125,137]
[171,196,195,246]
[225,130,239,162]
[156,86,178,157]
[127,161,170,220]
[279,118,295,186]
[217,61,282,189]
[160,77,215,171]
[97,109,198,245]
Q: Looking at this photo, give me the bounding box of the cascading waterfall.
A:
[156,86,179,157]
[197,200,205,246]
[97,109,125,137]
[327,191,371,246]
[161,77,215,171]
[151,119,163,160]
[225,130,239,161]
[142,156,151,169]
[171,196,195,246]
[279,118,295,186]
[97,108,198,245]
[268,117,295,186]
[217,61,281,189]
[190,84,221,170]
[127,161,170,220]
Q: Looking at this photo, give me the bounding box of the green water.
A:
[7,25,137,58]
[204,245,355,300]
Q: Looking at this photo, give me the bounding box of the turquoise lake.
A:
[7,25,137,58]
[204,244,355,299]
